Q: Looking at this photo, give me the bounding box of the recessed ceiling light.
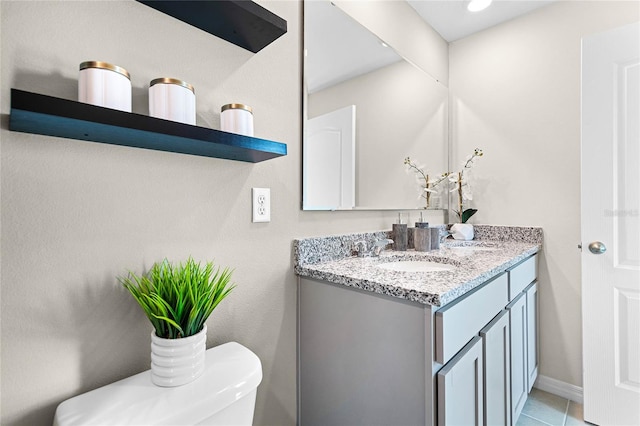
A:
[467,0,493,12]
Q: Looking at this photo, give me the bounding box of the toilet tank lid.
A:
[53,342,263,426]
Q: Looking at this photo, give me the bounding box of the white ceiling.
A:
[304,0,558,93]
[407,0,557,42]
[305,0,402,93]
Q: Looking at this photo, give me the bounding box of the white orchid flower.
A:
[404,156,451,209]
[445,148,484,222]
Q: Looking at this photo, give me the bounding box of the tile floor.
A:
[516,388,587,425]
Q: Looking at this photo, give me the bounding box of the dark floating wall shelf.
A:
[9,89,287,163]
[136,0,287,53]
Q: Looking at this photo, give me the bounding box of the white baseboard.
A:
[534,374,583,404]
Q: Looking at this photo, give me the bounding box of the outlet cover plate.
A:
[252,188,271,222]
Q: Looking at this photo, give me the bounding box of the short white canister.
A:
[221,103,254,136]
[149,78,196,125]
[78,61,131,112]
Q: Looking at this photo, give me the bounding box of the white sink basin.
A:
[377,260,456,272]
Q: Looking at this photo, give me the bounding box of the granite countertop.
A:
[294,225,542,308]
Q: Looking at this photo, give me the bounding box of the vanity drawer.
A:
[508,255,537,300]
[435,273,508,365]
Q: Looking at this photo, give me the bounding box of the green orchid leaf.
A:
[461,208,478,224]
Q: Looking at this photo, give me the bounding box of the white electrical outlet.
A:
[252,188,271,223]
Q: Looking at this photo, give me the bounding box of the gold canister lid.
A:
[79,61,130,80]
[221,103,253,114]
[149,78,195,95]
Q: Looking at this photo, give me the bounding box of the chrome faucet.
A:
[372,238,394,256]
[353,238,394,257]
[440,230,453,243]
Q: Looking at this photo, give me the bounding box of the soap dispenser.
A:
[414,213,431,252]
[393,213,408,251]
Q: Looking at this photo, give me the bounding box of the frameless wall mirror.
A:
[302,0,449,211]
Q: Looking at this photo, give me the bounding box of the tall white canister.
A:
[78,61,131,112]
[149,78,196,125]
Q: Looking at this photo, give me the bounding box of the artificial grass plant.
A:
[120,257,235,339]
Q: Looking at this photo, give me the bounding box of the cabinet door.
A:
[481,310,511,426]
[526,282,539,392]
[437,336,484,426]
[508,293,527,423]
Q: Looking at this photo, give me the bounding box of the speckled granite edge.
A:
[300,269,444,306]
[473,225,543,244]
[297,244,540,307]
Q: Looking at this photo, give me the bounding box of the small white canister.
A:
[149,78,196,125]
[221,103,254,137]
[79,61,131,112]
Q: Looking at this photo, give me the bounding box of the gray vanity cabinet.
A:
[298,253,539,426]
[506,255,538,424]
[435,274,509,365]
[480,310,512,426]
[526,282,539,392]
[437,336,484,426]
[507,293,528,422]
[299,277,428,426]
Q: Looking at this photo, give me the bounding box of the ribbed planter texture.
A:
[150,324,207,387]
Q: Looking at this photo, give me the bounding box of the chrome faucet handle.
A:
[372,238,394,256]
[373,238,394,247]
[353,240,368,257]
[440,230,453,243]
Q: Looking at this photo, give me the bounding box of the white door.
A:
[581,22,640,426]
[303,105,356,210]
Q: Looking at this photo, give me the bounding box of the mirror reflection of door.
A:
[303,105,356,210]
[303,0,448,211]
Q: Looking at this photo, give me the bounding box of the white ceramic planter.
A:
[150,324,207,387]
[451,223,474,241]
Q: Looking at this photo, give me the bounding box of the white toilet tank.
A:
[53,342,262,426]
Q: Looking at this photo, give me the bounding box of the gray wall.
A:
[0,1,446,424]
[449,0,639,389]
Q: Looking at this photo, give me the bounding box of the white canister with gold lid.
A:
[221,103,253,136]
[149,78,196,125]
[78,61,131,112]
